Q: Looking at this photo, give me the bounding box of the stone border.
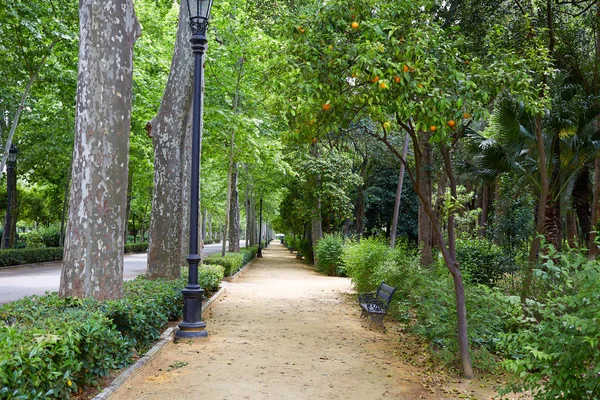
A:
[222,257,256,282]
[92,285,227,400]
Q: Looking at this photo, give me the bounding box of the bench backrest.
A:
[376,282,397,309]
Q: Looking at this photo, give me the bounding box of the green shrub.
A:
[0,266,225,398]
[297,238,313,263]
[124,242,148,253]
[455,237,513,286]
[198,264,225,292]
[342,237,390,292]
[203,252,245,276]
[315,234,345,276]
[499,248,600,399]
[0,247,64,267]
[20,227,61,248]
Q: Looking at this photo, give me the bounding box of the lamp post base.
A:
[175,286,208,339]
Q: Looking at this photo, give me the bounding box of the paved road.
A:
[0,241,246,304]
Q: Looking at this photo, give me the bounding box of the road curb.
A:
[92,285,227,400]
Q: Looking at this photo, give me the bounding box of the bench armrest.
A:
[358,291,377,303]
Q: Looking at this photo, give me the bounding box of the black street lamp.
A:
[3,145,18,249]
[257,198,263,258]
[176,0,214,340]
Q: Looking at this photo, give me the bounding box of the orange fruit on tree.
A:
[463,113,470,119]
[351,21,359,29]
[323,103,331,111]
[312,138,317,143]
[394,76,401,83]
[379,82,388,89]
[447,120,455,127]
[403,65,409,73]
[430,125,437,131]
[383,121,391,130]
[372,75,380,83]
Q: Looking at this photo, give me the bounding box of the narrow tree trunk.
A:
[390,132,410,248]
[589,157,600,259]
[0,40,60,178]
[202,208,207,242]
[310,143,323,264]
[573,166,592,246]
[522,115,549,302]
[222,132,235,257]
[228,164,240,252]
[418,131,433,266]
[1,162,18,248]
[566,209,578,248]
[124,171,133,242]
[147,1,194,279]
[478,185,489,238]
[59,163,72,248]
[355,158,368,237]
[59,0,140,299]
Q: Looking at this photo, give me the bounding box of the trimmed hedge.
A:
[124,242,148,253]
[0,265,223,399]
[0,243,149,269]
[0,247,64,268]
[203,246,258,276]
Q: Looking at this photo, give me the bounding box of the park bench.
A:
[358,282,397,331]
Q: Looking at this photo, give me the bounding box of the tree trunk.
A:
[390,132,410,248]
[589,157,600,259]
[355,158,368,237]
[228,164,240,252]
[566,209,578,248]
[124,170,133,242]
[59,163,72,248]
[418,131,433,266]
[146,1,194,279]
[310,143,323,264]
[522,115,550,302]
[202,208,207,242]
[478,185,489,238]
[573,166,592,246]
[0,40,60,178]
[1,162,18,248]
[222,131,235,256]
[59,0,140,299]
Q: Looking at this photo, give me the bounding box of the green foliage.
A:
[204,247,257,276]
[341,237,390,292]
[315,234,345,276]
[0,263,225,398]
[454,237,514,286]
[19,226,61,248]
[0,247,63,267]
[124,242,149,253]
[499,248,600,399]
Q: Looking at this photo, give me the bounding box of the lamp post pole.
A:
[3,145,18,249]
[257,198,263,258]
[176,0,214,340]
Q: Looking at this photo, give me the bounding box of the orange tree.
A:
[274,0,549,377]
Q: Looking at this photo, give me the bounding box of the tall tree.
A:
[59,0,140,299]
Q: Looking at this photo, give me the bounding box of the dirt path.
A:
[110,243,490,400]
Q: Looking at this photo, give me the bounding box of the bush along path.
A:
[109,242,500,400]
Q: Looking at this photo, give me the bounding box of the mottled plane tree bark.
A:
[146,2,200,278]
[59,0,140,299]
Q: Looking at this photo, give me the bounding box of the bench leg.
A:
[360,309,368,319]
[368,314,386,331]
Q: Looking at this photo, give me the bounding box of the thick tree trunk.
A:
[59,0,140,299]
[390,132,410,248]
[147,2,194,279]
[418,131,433,266]
[228,164,240,252]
